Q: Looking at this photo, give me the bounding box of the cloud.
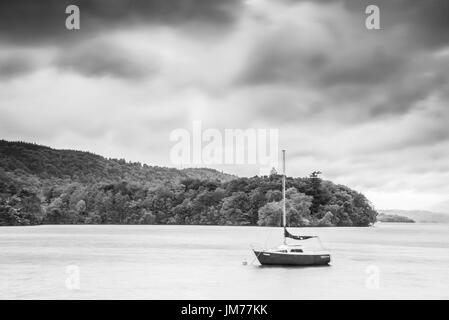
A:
[0,0,244,80]
[55,41,158,80]
[285,0,449,48]
[0,0,244,45]
[236,0,449,125]
[0,54,37,79]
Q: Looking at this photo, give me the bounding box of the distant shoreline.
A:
[378,209,449,224]
[3,222,448,229]
[0,222,420,228]
[377,213,415,223]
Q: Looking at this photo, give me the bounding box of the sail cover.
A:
[284,228,317,240]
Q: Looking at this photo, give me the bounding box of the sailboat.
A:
[252,150,331,266]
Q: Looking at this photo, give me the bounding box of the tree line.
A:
[0,140,377,226]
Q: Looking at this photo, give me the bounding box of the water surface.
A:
[1,223,448,299]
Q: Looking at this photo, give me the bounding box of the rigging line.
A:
[250,249,263,266]
[248,224,279,266]
[248,227,276,266]
[264,225,278,249]
[317,236,326,250]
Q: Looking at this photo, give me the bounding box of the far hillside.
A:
[0,140,235,185]
[377,213,415,223]
[1,140,377,227]
[379,210,449,223]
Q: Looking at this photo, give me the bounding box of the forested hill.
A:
[0,140,377,227]
[0,140,235,184]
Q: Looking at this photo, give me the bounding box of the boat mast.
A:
[282,150,286,245]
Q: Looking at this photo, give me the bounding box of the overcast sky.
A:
[1,0,449,212]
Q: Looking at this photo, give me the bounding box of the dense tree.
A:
[219,192,251,225]
[258,202,283,226]
[0,140,378,227]
[258,188,313,227]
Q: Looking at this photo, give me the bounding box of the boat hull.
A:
[253,250,331,266]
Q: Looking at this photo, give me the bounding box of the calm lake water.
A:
[0,223,448,299]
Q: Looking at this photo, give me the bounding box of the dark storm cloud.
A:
[358,0,449,48]
[55,42,157,80]
[241,0,449,87]
[240,42,404,88]
[321,51,403,87]
[0,54,36,79]
[0,0,243,45]
[0,0,243,80]
[237,0,449,125]
[289,0,449,48]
